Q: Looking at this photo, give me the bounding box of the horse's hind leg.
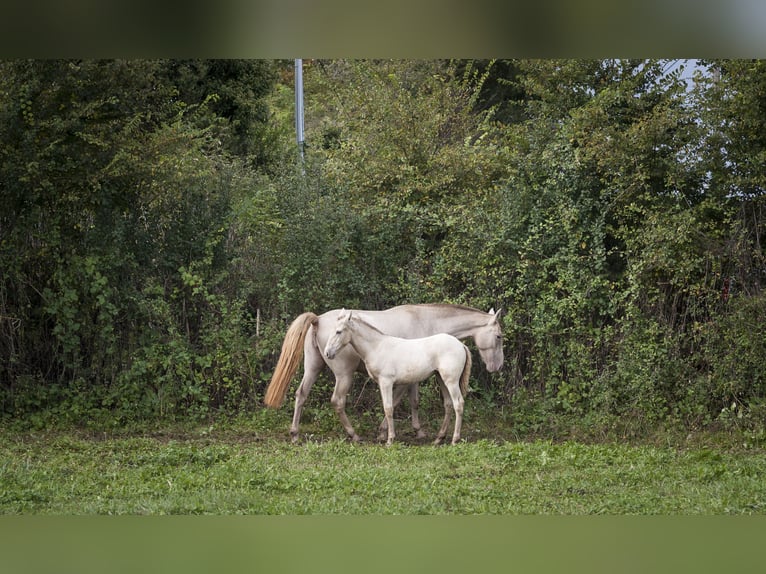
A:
[290,339,326,443]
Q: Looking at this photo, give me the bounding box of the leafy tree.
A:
[0,60,279,423]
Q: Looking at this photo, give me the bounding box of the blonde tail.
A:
[263,312,319,408]
[460,345,472,397]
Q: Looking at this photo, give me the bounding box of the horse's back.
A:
[422,332,465,353]
[315,304,482,345]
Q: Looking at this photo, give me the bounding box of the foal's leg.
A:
[378,385,425,440]
[443,376,465,445]
[379,380,396,446]
[433,377,453,446]
[290,339,326,443]
[378,385,404,440]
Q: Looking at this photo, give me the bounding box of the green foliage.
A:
[270,60,513,314]
[161,60,278,164]
[0,60,278,424]
[2,59,766,434]
[704,293,766,414]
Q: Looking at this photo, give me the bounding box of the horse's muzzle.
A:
[486,359,503,373]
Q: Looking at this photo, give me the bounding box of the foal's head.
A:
[324,308,354,360]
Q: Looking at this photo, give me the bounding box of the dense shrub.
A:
[2,59,765,434]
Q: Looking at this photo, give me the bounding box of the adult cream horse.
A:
[325,309,472,446]
[263,303,503,442]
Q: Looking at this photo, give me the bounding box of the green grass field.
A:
[2,411,765,515]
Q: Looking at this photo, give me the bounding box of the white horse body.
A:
[264,303,503,443]
[324,310,472,446]
[353,333,468,386]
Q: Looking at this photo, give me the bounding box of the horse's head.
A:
[324,308,353,360]
[473,308,504,372]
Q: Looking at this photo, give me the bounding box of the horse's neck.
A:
[417,307,488,338]
[364,305,488,339]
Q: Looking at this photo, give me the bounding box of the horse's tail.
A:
[263,312,319,408]
[459,344,472,397]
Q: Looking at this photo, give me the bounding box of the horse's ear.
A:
[488,308,502,323]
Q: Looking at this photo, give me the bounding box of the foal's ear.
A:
[488,308,502,322]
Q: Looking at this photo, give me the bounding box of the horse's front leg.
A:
[379,380,396,446]
[330,371,361,442]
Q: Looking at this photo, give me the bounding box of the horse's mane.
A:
[350,313,387,335]
[347,304,490,336]
[416,303,484,313]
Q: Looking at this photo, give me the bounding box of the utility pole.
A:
[295,59,305,163]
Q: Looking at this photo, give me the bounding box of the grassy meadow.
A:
[2,406,766,515]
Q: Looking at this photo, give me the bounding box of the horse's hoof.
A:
[290,433,300,444]
[433,438,444,446]
[351,434,362,443]
[415,430,427,440]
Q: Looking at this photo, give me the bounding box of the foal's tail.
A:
[460,344,472,397]
[263,312,319,408]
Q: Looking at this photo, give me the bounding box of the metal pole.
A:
[295,58,305,162]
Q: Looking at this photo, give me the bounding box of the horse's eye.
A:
[336,330,342,335]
